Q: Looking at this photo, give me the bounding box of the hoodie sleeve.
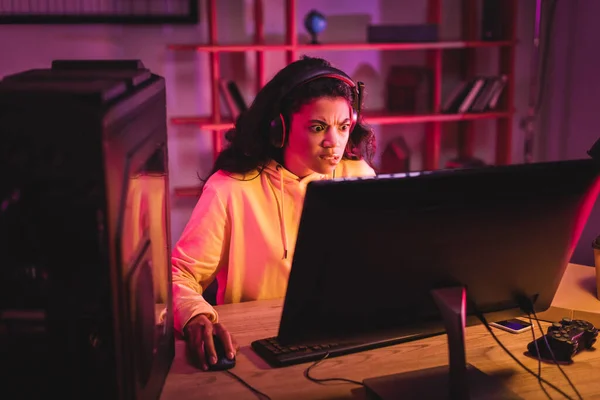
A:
[171,182,231,334]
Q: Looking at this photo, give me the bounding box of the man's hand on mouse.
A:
[184,314,238,371]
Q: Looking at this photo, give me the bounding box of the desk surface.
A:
[537,263,600,327]
[160,298,600,399]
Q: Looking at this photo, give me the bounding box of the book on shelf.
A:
[219,79,248,121]
[442,75,507,114]
[485,75,508,110]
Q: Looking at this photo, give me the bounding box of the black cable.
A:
[530,309,583,400]
[519,295,582,399]
[535,0,558,115]
[526,314,553,399]
[304,352,365,386]
[523,0,558,163]
[225,370,272,400]
[475,311,575,399]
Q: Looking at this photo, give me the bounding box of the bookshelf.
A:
[168,0,517,197]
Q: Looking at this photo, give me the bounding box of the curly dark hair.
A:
[202,56,376,180]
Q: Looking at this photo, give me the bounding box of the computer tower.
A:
[0,60,174,399]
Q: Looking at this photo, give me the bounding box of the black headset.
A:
[269,67,365,148]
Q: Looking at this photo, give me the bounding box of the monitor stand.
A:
[362,287,522,400]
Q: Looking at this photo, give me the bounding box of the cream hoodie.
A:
[171,158,376,334]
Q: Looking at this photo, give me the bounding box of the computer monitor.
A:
[277,158,600,399]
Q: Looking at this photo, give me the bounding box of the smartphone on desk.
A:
[489,318,532,334]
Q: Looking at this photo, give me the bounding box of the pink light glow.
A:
[566,176,600,263]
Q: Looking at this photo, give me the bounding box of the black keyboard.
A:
[251,333,432,368]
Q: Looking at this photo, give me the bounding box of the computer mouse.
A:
[207,334,236,371]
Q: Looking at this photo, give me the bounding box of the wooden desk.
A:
[160,298,600,400]
[537,263,600,327]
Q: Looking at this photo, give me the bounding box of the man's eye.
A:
[310,125,325,132]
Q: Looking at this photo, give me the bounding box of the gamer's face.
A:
[284,96,352,178]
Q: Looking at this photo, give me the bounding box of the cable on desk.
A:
[304,352,365,386]
[527,313,553,400]
[529,308,583,400]
[473,309,575,400]
[225,370,272,400]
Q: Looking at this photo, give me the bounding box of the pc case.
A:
[0,60,174,399]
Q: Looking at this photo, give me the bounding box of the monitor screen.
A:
[278,159,600,345]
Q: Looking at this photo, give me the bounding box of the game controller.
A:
[527,318,597,363]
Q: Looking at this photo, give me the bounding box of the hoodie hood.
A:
[262,159,331,190]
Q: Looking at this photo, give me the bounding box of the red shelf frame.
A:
[168,0,517,196]
[167,40,515,52]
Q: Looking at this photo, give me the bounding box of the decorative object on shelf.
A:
[386,66,432,114]
[379,136,412,174]
[304,10,327,44]
[367,24,438,43]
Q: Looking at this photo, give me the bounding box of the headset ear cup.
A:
[349,108,358,133]
[351,81,363,134]
[346,107,359,158]
[270,114,286,148]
